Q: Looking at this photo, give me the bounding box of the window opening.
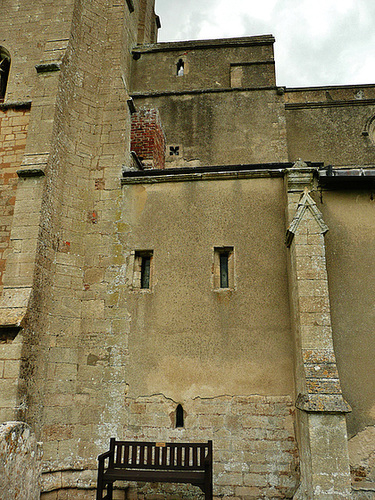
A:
[0,47,11,100]
[220,252,229,288]
[125,0,135,13]
[141,255,151,289]
[133,250,153,290]
[169,145,180,156]
[214,247,234,290]
[176,404,184,428]
[176,59,184,77]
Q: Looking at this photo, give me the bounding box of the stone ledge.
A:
[0,101,32,111]
[296,393,352,413]
[122,169,284,184]
[286,98,375,109]
[131,85,280,98]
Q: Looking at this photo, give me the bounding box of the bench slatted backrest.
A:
[113,441,211,471]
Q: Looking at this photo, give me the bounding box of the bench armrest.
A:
[98,449,113,474]
[98,450,112,461]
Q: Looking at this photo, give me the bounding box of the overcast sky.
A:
[155,0,375,88]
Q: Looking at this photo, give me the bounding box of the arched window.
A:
[176,404,184,428]
[0,47,11,100]
[176,59,184,77]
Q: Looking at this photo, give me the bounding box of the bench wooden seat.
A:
[96,439,213,500]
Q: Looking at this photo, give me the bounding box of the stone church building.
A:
[0,1,374,498]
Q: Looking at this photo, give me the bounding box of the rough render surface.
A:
[316,190,375,495]
[132,90,288,166]
[0,421,41,500]
[285,89,375,165]
[121,178,294,400]
[349,426,375,493]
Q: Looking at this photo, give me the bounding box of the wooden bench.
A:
[96,439,213,500]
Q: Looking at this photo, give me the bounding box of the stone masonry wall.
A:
[0,107,30,288]
[131,108,166,168]
[23,1,160,496]
[123,394,299,499]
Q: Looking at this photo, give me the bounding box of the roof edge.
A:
[132,35,275,54]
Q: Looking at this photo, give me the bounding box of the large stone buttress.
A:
[285,161,352,499]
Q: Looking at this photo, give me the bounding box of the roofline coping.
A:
[132,35,275,55]
[285,83,375,92]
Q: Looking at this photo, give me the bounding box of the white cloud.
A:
[155,0,375,86]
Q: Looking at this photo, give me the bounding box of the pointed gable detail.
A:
[285,187,329,247]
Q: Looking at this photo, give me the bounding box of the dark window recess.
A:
[169,145,180,156]
[134,250,153,290]
[141,255,151,289]
[176,59,184,76]
[126,0,135,13]
[220,252,229,288]
[0,47,11,100]
[176,404,184,428]
[214,246,234,290]
[0,326,21,344]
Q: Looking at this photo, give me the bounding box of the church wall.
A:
[0,0,161,495]
[121,177,293,399]
[130,37,288,167]
[0,0,75,102]
[285,87,375,165]
[114,175,299,497]
[122,0,158,91]
[131,37,276,95]
[133,90,288,166]
[1,1,375,498]
[32,0,141,479]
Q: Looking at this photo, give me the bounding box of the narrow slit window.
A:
[141,255,151,289]
[214,247,234,290]
[133,250,153,290]
[176,59,184,77]
[0,47,11,100]
[176,404,184,428]
[220,252,229,288]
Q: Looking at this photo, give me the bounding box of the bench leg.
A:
[96,476,104,500]
[205,469,213,500]
[96,480,114,500]
[205,484,213,500]
[107,481,114,500]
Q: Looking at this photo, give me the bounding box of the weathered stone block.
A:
[0,422,41,499]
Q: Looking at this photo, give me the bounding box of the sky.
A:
[155,0,375,88]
